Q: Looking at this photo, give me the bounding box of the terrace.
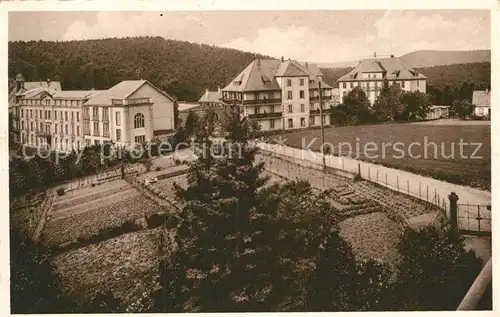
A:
[248,111,283,119]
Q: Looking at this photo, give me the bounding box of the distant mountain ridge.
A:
[318,49,491,69]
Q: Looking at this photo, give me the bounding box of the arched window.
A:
[134,113,145,129]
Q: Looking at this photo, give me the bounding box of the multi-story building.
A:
[82,80,176,146]
[9,74,63,144]
[337,54,427,105]
[472,89,491,118]
[15,75,176,151]
[221,57,335,131]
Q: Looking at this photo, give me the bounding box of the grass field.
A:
[270,122,490,190]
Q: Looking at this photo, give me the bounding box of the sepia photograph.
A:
[6,6,493,313]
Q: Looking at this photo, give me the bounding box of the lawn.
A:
[269,122,491,190]
[51,228,165,312]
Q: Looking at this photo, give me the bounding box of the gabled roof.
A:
[275,60,311,77]
[301,62,322,77]
[223,59,282,92]
[84,80,175,106]
[472,90,491,108]
[198,90,220,103]
[338,56,427,82]
[223,59,330,92]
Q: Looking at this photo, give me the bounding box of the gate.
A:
[457,204,491,236]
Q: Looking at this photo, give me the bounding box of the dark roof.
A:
[275,60,310,77]
[338,57,427,82]
[472,90,491,108]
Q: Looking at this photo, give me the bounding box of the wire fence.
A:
[254,141,490,217]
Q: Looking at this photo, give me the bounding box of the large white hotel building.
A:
[10,74,176,152]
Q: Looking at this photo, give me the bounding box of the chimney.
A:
[390,54,394,58]
[47,78,51,88]
[281,56,284,62]
[305,62,308,68]
[374,52,377,58]
[218,85,221,94]
[206,88,209,95]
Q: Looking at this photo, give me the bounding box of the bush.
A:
[146,213,167,229]
[181,160,188,165]
[56,188,65,196]
[174,159,181,165]
[155,166,162,171]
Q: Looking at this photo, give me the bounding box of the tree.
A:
[10,229,67,313]
[373,80,404,121]
[393,226,483,310]
[336,87,374,125]
[453,99,475,119]
[401,91,431,121]
[184,110,198,139]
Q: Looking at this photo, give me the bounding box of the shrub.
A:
[56,188,65,196]
[174,159,181,165]
[181,160,188,165]
[155,166,162,171]
[146,213,167,229]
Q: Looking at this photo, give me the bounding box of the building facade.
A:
[472,89,491,118]
[221,58,338,131]
[337,54,427,105]
[14,75,176,151]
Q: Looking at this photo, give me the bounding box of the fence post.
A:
[427,186,429,202]
[449,192,459,231]
[368,167,371,180]
[376,170,379,182]
[407,179,410,195]
[385,173,388,185]
[419,182,421,199]
[342,157,344,170]
[477,205,481,233]
[358,163,361,178]
[434,188,437,204]
[397,176,399,191]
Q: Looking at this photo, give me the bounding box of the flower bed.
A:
[51,228,166,312]
[42,189,164,247]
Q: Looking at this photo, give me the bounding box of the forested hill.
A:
[8,37,270,101]
[320,62,491,89]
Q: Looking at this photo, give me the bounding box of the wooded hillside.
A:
[8,37,269,101]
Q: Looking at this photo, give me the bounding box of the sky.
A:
[8,10,490,64]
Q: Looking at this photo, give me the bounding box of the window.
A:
[55,124,58,133]
[115,112,121,126]
[39,110,42,118]
[102,108,109,121]
[417,80,420,87]
[134,113,145,129]
[77,141,80,150]
[65,111,68,121]
[299,78,304,86]
[300,104,305,112]
[343,82,346,89]
[322,115,327,124]
[76,112,80,122]
[21,109,24,117]
[116,129,122,141]
[270,120,275,129]
[287,119,293,128]
[288,104,293,113]
[93,122,99,136]
[65,139,68,150]
[135,135,146,144]
[65,124,68,134]
[21,121,25,130]
[30,110,33,118]
[287,79,292,87]
[76,126,80,136]
[71,111,74,121]
[300,117,305,127]
[310,116,316,126]
[92,107,99,120]
[83,121,90,135]
[255,107,260,114]
[299,90,305,99]
[287,91,293,100]
[30,122,33,130]
[54,111,57,120]
[103,122,109,137]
